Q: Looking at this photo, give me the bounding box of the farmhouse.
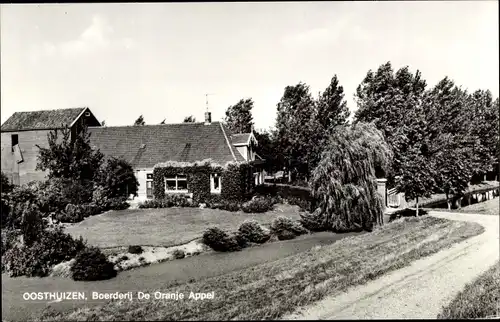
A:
[1,107,264,200]
[1,107,101,185]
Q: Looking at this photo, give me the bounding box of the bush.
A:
[205,195,241,212]
[202,227,242,252]
[241,197,275,213]
[128,245,143,254]
[389,208,429,222]
[3,227,86,277]
[1,172,13,194]
[138,195,194,209]
[71,246,117,281]
[270,216,309,241]
[107,197,130,211]
[96,157,139,199]
[1,229,19,258]
[287,196,314,212]
[172,249,185,259]
[299,211,327,232]
[21,203,45,246]
[238,220,271,244]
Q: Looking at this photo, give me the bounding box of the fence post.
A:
[376,178,388,209]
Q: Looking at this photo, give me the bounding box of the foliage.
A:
[153,161,253,202]
[316,74,350,138]
[202,227,242,252]
[96,157,139,199]
[275,82,319,181]
[138,194,194,208]
[254,184,315,212]
[183,115,196,123]
[225,98,254,134]
[254,129,281,173]
[173,249,186,259]
[310,123,393,232]
[1,229,19,258]
[3,227,86,277]
[21,203,45,247]
[134,115,145,126]
[1,172,13,194]
[107,197,130,210]
[270,216,308,240]
[237,220,271,244]
[299,212,328,232]
[71,246,117,281]
[128,245,143,254]
[36,125,104,184]
[206,197,241,212]
[388,208,429,222]
[241,196,275,213]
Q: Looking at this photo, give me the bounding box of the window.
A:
[146,173,154,198]
[165,175,188,192]
[146,173,153,180]
[11,134,18,152]
[210,173,221,193]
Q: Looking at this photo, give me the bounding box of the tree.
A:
[134,115,145,126]
[275,83,319,181]
[254,129,280,174]
[160,119,166,125]
[1,172,13,194]
[316,75,350,133]
[183,115,196,123]
[225,98,254,133]
[36,125,104,184]
[310,122,393,231]
[96,157,139,199]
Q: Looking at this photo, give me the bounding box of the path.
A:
[1,231,362,322]
[284,211,499,320]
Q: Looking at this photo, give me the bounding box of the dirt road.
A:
[285,211,499,320]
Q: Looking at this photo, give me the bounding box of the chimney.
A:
[204,111,212,125]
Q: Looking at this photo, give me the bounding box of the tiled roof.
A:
[1,108,87,132]
[231,133,251,145]
[88,122,245,169]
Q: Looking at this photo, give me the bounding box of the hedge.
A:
[254,183,317,212]
[153,159,254,202]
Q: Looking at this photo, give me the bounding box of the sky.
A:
[1,1,498,131]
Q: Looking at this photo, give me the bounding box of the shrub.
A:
[238,220,271,244]
[57,204,84,223]
[287,196,313,212]
[3,227,86,277]
[389,208,429,222]
[138,195,195,209]
[299,211,328,232]
[1,229,20,258]
[128,245,143,254]
[107,197,130,210]
[21,203,45,246]
[241,197,275,213]
[1,172,13,194]
[202,227,242,252]
[172,249,185,259]
[234,232,250,248]
[96,157,139,199]
[275,230,297,241]
[270,216,309,240]
[71,246,117,281]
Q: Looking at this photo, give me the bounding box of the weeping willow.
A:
[310,122,393,232]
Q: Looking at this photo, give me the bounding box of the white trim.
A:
[210,173,222,194]
[69,107,90,128]
[165,175,188,193]
[219,122,237,161]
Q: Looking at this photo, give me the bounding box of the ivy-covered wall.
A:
[153,160,254,202]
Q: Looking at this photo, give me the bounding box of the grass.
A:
[438,261,500,319]
[64,204,303,248]
[37,216,484,321]
[456,198,499,216]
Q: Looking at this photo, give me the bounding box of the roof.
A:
[88,121,245,169]
[230,132,257,146]
[1,107,90,132]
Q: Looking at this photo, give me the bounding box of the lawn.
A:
[456,197,499,216]
[37,216,484,321]
[64,204,303,248]
[438,261,500,319]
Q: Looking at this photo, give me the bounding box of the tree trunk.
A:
[446,192,451,210]
[416,197,419,217]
